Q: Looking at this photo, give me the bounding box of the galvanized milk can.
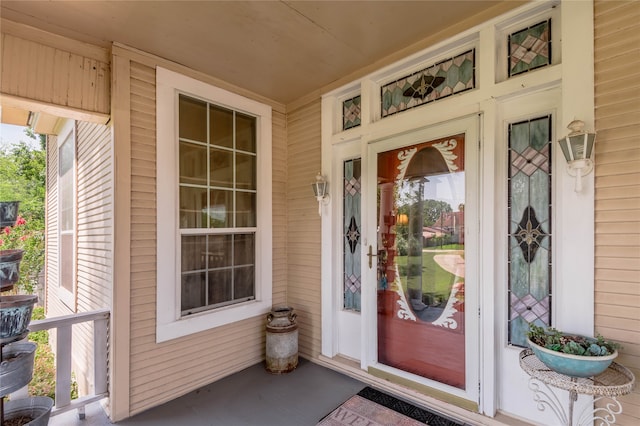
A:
[265,306,298,373]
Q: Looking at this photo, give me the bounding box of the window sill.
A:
[156,296,272,343]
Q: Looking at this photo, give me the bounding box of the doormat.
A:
[317,387,464,426]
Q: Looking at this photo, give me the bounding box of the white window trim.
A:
[57,119,76,310]
[156,67,272,343]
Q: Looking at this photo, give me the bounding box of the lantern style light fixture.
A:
[557,119,596,192]
[311,173,329,216]
[397,213,409,226]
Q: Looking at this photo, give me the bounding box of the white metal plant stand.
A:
[519,349,635,426]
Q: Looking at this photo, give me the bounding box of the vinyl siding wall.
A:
[45,135,59,311]
[272,110,288,307]
[594,1,640,424]
[44,128,67,318]
[113,47,288,416]
[45,120,113,395]
[285,100,322,359]
[74,121,113,394]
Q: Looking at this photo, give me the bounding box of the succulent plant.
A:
[527,324,620,357]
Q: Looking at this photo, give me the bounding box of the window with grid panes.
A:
[178,95,257,314]
[156,67,272,342]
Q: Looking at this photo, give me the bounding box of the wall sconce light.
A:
[557,119,596,192]
[311,173,329,216]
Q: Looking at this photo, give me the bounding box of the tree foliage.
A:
[0,129,46,293]
[422,199,453,227]
[396,199,453,227]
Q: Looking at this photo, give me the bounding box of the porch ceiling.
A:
[0,0,524,106]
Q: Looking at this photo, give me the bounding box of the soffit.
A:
[0,107,30,127]
[0,1,525,105]
[0,107,63,135]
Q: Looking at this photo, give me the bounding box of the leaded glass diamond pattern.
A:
[511,145,550,176]
[514,206,546,263]
[343,96,361,130]
[346,216,360,254]
[381,50,475,117]
[345,174,361,196]
[509,20,551,77]
[510,294,550,324]
[507,116,552,347]
[344,159,362,311]
[345,273,361,295]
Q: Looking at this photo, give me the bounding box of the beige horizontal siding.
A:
[122,56,288,415]
[76,120,113,313]
[127,59,158,411]
[286,99,322,358]
[594,1,640,423]
[44,120,114,396]
[44,125,73,318]
[45,135,59,313]
[272,110,288,307]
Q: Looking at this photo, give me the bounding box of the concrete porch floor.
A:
[49,358,365,426]
[48,358,530,426]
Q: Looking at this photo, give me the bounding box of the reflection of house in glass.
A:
[423,210,465,246]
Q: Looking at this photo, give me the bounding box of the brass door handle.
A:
[367,245,377,269]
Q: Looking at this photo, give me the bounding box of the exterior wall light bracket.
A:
[311,173,329,216]
[558,119,596,192]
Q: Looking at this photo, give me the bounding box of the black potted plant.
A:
[0,201,20,228]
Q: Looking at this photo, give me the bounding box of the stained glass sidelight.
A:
[343,96,362,130]
[508,115,552,347]
[508,20,551,77]
[381,50,475,118]
[344,158,362,311]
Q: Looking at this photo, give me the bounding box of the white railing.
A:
[20,308,110,419]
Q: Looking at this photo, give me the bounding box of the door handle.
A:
[367,245,377,269]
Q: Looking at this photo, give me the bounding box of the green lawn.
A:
[394,245,463,302]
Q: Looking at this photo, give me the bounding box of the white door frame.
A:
[320,2,595,421]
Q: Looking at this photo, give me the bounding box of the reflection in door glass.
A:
[377,134,466,389]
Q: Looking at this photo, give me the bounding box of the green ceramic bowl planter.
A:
[527,324,620,378]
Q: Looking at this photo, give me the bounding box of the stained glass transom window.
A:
[344,158,362,311]
[508,20,551,77]
[381,50,475,118]
[508,115,552,347]
[343,96,361,130]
